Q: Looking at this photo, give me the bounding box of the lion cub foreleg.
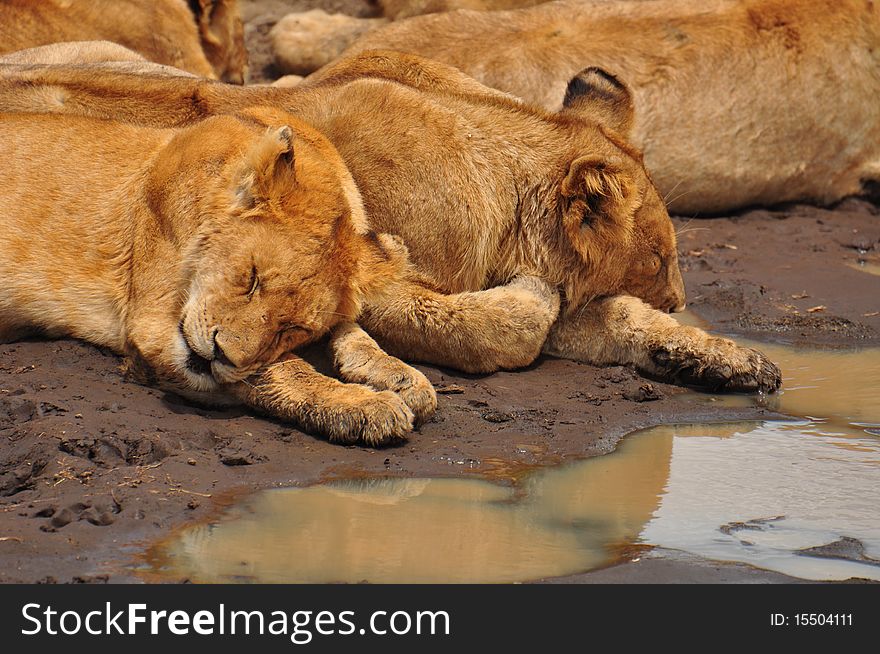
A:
[234,354,415,446]
[361,275,560,374]
[329,322,437,426]
[544,295,782,393]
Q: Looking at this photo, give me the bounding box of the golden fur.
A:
[271,10,389,77]
[270,0,547,73]
[0,105,435,444]
[0,0,247,83]
[376,0,547,19]
[277,0,880,213]
[0,40,201,79]
[0,49,780,392]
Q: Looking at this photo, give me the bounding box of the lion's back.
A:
[0,0,216,78]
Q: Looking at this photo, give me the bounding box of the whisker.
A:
[675,217,694,235]
[665,188,693,208]
[676,226,710,236]
[662,179,684,204]
[576,293,599,320]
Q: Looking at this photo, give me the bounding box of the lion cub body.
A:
[0,51,780,392]
[0,107,434,443]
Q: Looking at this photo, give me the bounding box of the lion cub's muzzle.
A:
[663,262,687,313]
[179,321,264,385]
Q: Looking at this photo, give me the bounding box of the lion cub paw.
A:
[338,356,437,426]
[377,368,437,427]
[326,388,415,447]
[332,322,437,425]
[650,337,782,393]
[457,275,561,373]
[505,275,561,316]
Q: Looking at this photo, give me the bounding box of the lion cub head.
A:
[152,108,401,392]
[549,68,685,314]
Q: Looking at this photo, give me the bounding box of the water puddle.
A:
[846,259,880,277]
[638,420,880,581]
[697,339,880,433]
[144,338,880,583]
[143,431,673,583]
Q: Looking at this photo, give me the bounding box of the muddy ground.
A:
[1,1,879,583]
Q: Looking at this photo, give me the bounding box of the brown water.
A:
[145,337,880,583]
[698,339,880,433]
[145,432,673,583]
[846,259,880,277]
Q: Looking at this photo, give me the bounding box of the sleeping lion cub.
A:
[0,106,435,445]
[0,48,781,393]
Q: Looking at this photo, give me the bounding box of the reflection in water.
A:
[641,421,880,582]
[145,341,880,583]
[846,259,880,277]
[149,434,672,583]
[696,340,880,432]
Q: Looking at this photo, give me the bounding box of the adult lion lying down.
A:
[269,0,546,76]
[0,47,781,393]
[276,0,880,213]
[0,0,247,83]
[0,106,437,445]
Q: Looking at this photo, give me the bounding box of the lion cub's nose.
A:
[212,332,237,368]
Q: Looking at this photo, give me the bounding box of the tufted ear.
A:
[562,67,635,136]
[561,155,637,238]
[233,125,294,209]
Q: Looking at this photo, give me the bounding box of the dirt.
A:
[540,549,819,584]
[797,537,880,568]
[1,1,878,583]
[677,199,880,344]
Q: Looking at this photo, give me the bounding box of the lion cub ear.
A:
[561,155,637,239]
[233,125,295,209]
[562,67,635,136]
